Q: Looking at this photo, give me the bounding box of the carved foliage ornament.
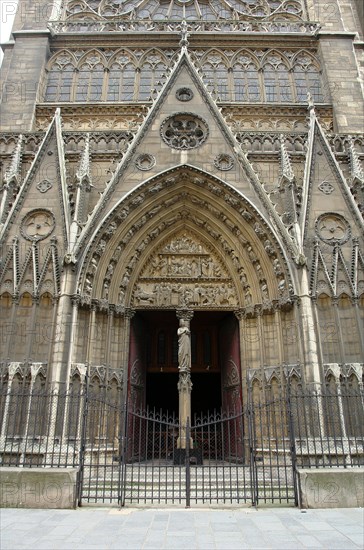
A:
[21,209,55,241]
[315,213,351,245]
[214,154,235,171]
[135,153,156,171]
[160,113,208,150]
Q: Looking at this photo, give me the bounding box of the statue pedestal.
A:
[173,447,203,465]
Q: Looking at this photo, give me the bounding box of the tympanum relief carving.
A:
[131,232,238,309]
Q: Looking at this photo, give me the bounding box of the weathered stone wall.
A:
[0,468,78,509]
[0,35,50,131]
[318,36,364,133]
[298,468,364,509]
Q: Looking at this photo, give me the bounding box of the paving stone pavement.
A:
[1,506,363,550]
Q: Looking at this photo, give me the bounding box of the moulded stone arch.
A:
[291,49,321,71]
[231,50,260,68]
[77,166,294,311]
[76,49,107,70]
[199,49,231,67]
[46,50,78,71]
[107,48,138,68]
[260,49,290,69]
[138,48,171,67]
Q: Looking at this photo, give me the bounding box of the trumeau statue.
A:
[177,323,191,373]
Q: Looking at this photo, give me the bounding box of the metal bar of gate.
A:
[118,401,128,507]
[186,417,190,508]
[286,383,299,506]
[77,373,89,506]
[247,387,258,507]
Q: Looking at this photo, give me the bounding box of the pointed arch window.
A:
[138,60,167,100]
[338,294,361,362]
[45,63,74,102]
[263,59,292,102]
[294,60,323,102]
[233,61,261,102]
[202,61,229,100]
[316,294,339,363]
[75,61,104,102]
[107,62,136,101]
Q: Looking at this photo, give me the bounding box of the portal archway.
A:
[75,166,296,414]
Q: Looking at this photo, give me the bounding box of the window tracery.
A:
[44,47,325,105]
[62,0,306,22]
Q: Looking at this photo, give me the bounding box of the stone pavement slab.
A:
[0,506,363,550]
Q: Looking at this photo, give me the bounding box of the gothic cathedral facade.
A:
[0,0,363,417]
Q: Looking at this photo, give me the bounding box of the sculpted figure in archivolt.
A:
[177,322,191,372]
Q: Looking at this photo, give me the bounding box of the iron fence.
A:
[0,382,363,505]
[289,387,364,468]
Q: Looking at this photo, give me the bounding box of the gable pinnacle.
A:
[76,133,92,189]
[279,134,295,185]
[307,91,315,112]
[348,136,364,185]
[179,20,190,51]
[4,134,23,186]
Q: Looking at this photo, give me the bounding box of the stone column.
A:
[176,309,194,450]
[65,295,80,385]
[120,307,135,409]
[105,305,115,366]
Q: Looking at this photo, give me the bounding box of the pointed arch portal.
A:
[78,165,293,420]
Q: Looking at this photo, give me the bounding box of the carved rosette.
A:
[160,113,208,150]
[21,209,55,241]
[315,213,351,245]
[176,87,194,102]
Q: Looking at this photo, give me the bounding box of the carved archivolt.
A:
[78,167,293,310]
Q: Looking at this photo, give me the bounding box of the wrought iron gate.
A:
[117,397,298,506]
[3,384,363,506]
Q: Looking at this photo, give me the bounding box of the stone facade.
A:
[0,0,363,412]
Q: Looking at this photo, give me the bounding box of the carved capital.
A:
[71,294,81,308]
[124,307,136,320]
[234,308,246,321]
[177,372,193,393]
[176,309,194,323]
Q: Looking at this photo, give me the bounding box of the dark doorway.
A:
[190,372,222,417]
[134,310,237,416]
[146,372,179,413]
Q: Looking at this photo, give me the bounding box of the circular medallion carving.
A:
[318,181,334,195]
[315,213,351,245]
[176,87,194,102]
[135,153,156,171]
[214,154,234,171]
[160,113,208,150]
[21,209,55,241]
[36,179,53,193]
